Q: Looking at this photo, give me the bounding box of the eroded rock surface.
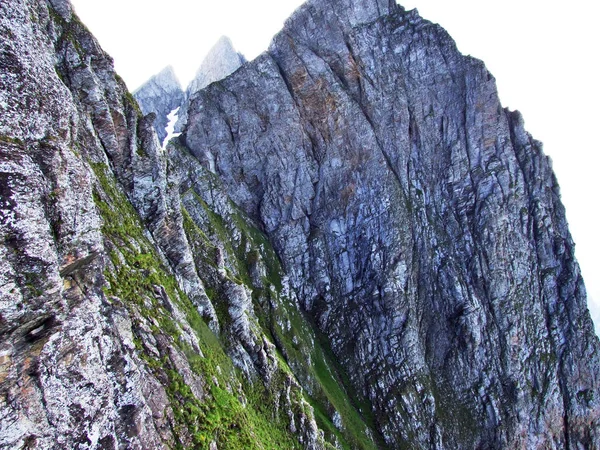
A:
[184,0,600,447]
[1,0,599,448]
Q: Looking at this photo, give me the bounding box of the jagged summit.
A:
[1,0,599,448]
[187,36,245,95]
[174,36,245,132]
[185,0,600,447]
[145,66,180,91]
[133,65,183,143]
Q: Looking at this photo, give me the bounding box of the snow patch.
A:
[162,107,181,148]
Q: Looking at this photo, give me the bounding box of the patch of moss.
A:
[229,206,283,291]
[181,207,220,269]
[91,162,306,449]
[0,135,24,146]
[164,361,301,449]
[123,91,142,117]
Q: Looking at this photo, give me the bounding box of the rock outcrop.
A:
[133,66,183,145]
[184,0,600,447]
[1,0,599,449]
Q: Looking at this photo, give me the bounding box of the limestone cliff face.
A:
[133,66,183,145]
[0,0,599,449]
[184,0,600,447]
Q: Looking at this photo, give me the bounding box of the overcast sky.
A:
[70,0,600,333]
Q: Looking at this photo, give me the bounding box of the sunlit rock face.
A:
[184,0,600,447]
[174,36,245,133]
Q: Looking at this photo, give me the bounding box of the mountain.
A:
[134,36,245,146]
[186,36,246,98]
[174,36,245,133]
[184,0,600,446]
[133,66,183,145]
[0,0,598,449]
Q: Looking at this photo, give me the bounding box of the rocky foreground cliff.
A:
[0,0,599,449]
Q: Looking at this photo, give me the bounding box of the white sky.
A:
[70,0,600,333]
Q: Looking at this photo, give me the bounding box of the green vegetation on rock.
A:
[175,164,380,450]
[91,162,305,449]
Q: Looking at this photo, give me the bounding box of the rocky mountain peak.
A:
[133,65,183,144]
[173,36,245,132]
[48,0,73,19]
[187,35,244,95]
[2,0,599,448]
[134,36,245,140]
[150,65,181,90]
[184,0,600,447]
[134,66,183,104]
[273,0,401,53]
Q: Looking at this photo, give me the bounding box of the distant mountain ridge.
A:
[134,36,244,144]
[133,66,183,144]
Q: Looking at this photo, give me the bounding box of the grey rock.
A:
[0,0,330,448]
[183,0,600,447]
[133,37,244,147]
[133,66,183,145]
[2,0,599,448]
[188,36,245,96]
[0,1,176,447]
[174,36,245,132]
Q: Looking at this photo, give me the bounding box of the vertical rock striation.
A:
[184,0,600,447]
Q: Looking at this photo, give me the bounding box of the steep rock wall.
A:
[183,0,600,447]
[0,0,359,448]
